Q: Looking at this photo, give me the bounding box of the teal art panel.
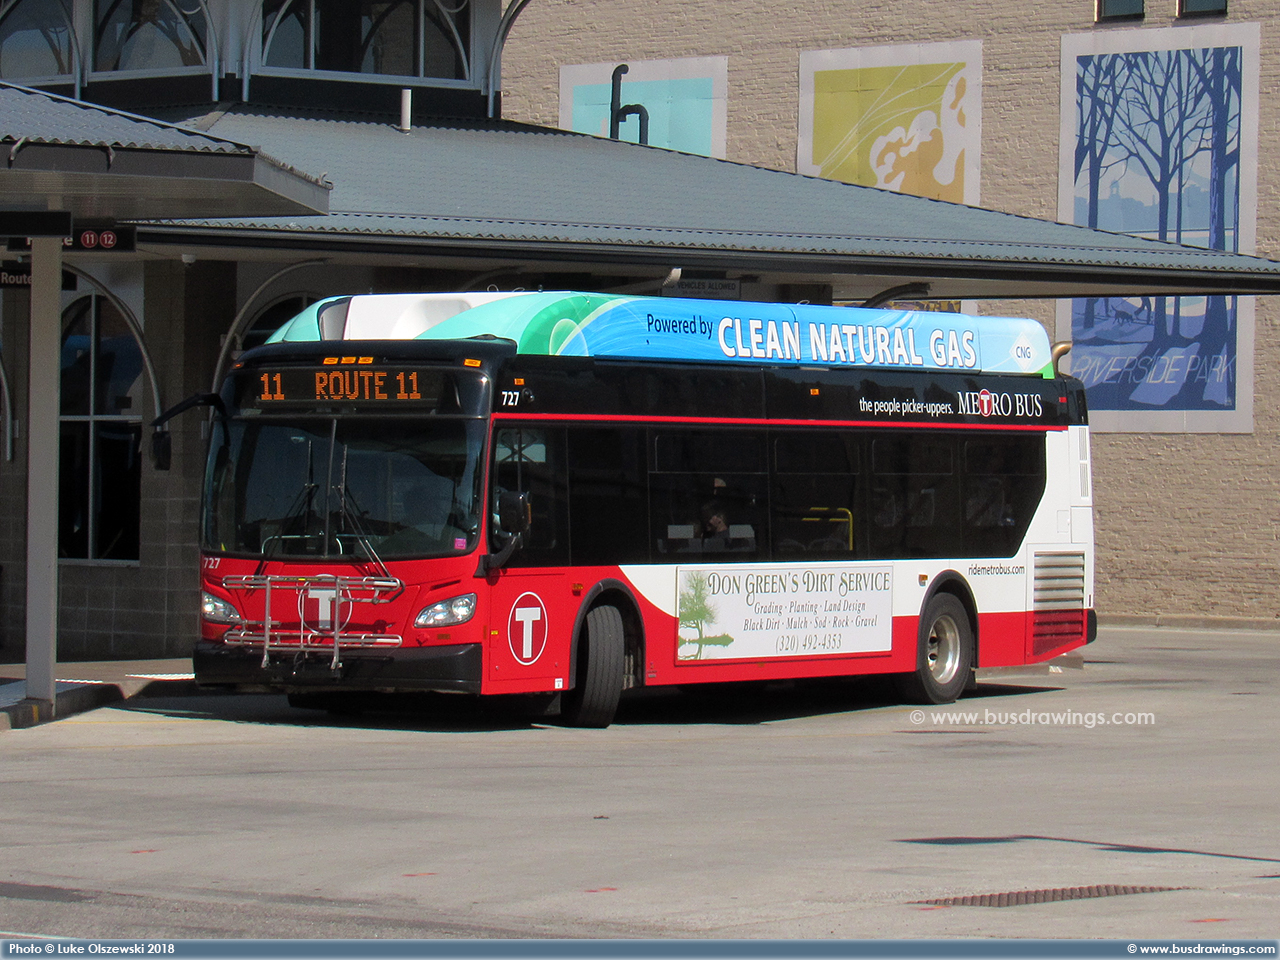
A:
[569,76,716,156]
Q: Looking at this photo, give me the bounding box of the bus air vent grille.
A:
[1031,551,1086,655]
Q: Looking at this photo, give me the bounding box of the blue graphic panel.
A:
[1070,46,1242,412]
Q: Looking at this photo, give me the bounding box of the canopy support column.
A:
[25,235,63,714]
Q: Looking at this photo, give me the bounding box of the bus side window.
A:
[649,429,766,562]
[491,427,569,566]
[567,427,649,565]
[963,437,1046,558]
[869,435,959,560]
[770,431,860,557]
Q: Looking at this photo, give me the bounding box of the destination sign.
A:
[239,363,458,410]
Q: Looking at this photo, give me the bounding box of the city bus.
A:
[187,290,1095,727]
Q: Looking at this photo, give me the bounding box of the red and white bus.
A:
[190,291,1095,726]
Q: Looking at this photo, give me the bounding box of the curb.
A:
[1,683,123,730]
[1098,613,1280,632]
[0,676,200,731]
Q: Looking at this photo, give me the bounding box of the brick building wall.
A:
[501,0,1280,624]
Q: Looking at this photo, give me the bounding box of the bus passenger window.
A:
[770,432,859,558]
[650,429,765,562]
[567,427,648,565]
[963,437,1046,558]
[869,435,959,559]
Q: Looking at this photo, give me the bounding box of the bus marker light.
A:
[464,358,482,367]
[572,582,583,595]
[810,388,820,395]
[918,574,928,586]
[514,378,525,385]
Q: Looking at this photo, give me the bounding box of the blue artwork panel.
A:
[1070,45,1242,413]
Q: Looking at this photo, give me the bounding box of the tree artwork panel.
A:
[1070,44,1243,414]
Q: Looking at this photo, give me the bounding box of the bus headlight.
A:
[201,591,242,625]
[415,593,477,628]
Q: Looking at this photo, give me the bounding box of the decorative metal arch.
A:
[0,347,13,460]
[486,0,534,116]
[211,258,328,392]
[90,0,219,99]
[59,263,164,427]
[0,0,82,96]
[256,0,471,84]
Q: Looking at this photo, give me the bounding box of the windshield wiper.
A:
[260,437,321,560]
[331,441,393,581]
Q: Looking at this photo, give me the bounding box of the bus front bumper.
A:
[193,641,482,694]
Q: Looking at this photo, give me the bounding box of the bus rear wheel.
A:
[896,593,973,705]
[559,604,625,728]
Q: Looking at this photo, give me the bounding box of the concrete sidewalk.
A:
[0,658,196,731]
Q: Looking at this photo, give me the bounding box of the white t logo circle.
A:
[507,592,548,665]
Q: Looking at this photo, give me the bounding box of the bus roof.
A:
[267,291,1055,378]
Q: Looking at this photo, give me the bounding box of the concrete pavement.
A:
[0,625,1277,939]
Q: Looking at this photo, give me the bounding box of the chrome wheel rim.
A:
[927,614,962,685]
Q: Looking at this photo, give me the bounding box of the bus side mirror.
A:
[476,490,530,577]
[497,490,531,535]
[150,429,172,471]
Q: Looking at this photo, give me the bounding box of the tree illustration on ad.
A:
[1070,43,1245,414]
[677,573,734,660]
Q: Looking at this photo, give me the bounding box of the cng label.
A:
[507,592,548,665]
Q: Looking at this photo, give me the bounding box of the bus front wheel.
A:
[897,593,973,705]
[560,604,625,728]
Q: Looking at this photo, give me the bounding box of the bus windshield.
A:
[203,417,486,561]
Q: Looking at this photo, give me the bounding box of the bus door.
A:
[485,426,574,694]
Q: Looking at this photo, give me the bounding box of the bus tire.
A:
[560,604,625,728]
[896,593,973,705]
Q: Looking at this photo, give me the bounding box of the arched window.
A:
[60,293,145,561]
[94,0,211,73]
[0,0,76,81]
[262,0,470,81]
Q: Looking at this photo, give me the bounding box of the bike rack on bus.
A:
[219,574,405,670]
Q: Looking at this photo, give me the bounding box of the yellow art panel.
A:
[812,61,971,203]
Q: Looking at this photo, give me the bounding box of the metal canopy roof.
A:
[137,106,1280,301]
[0,84,330,221]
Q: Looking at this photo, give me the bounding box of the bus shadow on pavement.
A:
[120,677,1064,731]
[121,690,544,733]
[612,677,1063,726]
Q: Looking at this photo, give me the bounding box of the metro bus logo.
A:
[957,389,1044,418]
[507,592,549,665]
